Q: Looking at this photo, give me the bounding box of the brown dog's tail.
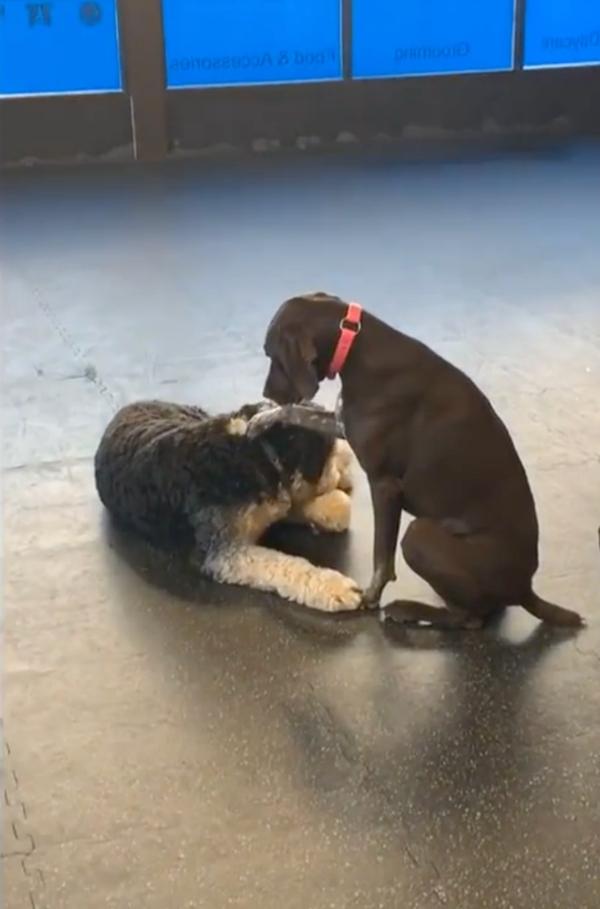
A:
[521,591,584,627]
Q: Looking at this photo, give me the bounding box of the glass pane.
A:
[0,0,121,96]
[524,0,600,68]
[163,0,342,88]
[352,0,515,79]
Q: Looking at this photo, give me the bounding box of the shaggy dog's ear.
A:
[246,402,339,441]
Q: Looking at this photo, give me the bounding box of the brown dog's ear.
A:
[281,332,319,401]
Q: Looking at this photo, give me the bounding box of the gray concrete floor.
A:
[2,142,600,909]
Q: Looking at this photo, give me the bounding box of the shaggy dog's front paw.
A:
[308,569,363,613]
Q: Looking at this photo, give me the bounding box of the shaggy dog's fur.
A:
[95,400,362,612]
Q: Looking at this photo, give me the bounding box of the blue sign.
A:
[524,0,600,68]
[163,0,342,88]
[352,0,515,79]
[0,1,121,96]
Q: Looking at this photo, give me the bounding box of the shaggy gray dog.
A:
[95,400,362,612]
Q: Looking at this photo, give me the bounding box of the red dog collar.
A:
[327,302,362,379]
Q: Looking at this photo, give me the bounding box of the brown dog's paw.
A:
[384,600,483,630]
[359,593,382,611]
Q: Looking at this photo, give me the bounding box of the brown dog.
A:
[250,292,584,629]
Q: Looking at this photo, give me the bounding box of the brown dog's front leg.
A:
[362,477,403,608]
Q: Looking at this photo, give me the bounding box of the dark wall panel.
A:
[0,93,132,165]
[167,68,600,154]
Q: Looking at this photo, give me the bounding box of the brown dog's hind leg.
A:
[384,600,484,629]
[386,518,502,629]
[362,477,403,608]
[396,517,584,629]
[520,591,584,627]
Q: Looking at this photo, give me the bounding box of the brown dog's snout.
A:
[263,372,301,405]
[262,363,279,402]
[263,362,295,405]
[262,377,279,403]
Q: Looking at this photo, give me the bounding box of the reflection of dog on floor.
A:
[94,400,361,612]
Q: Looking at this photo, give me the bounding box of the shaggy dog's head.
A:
[231,401,348,502]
